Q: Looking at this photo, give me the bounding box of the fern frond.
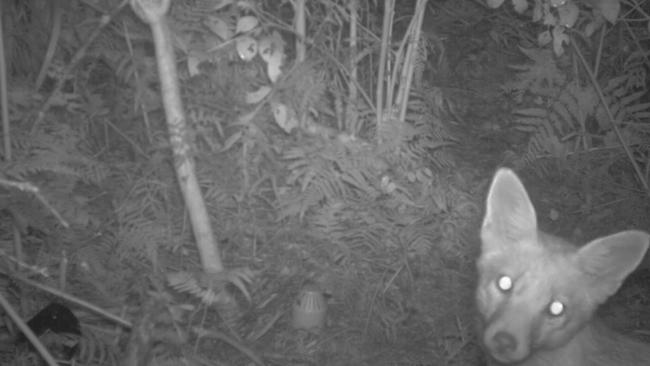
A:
[116,220,165,264]
[167,269,253,306]
[601,75,650,127]
[276,184,324,221]
[168,271,224,305]
[514,82,597,165]
[281,140,375,221]
[400,220,439,258]
[77,325,119,366]
[515,76,650,171]
[502,48,567,101]
[4,124,108,186]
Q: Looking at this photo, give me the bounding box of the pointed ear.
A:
[481,169,538,251]
[577,230,650,300]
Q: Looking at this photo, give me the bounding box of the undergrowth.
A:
[0,0,648,365]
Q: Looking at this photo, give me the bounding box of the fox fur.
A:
[476,168,650,365]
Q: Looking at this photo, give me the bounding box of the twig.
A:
[0,292,59,366]
[0,248,50,277]
[0,177,69,228]
[10,273,132,329]
[34,0,63,91]
[571,39,649,194]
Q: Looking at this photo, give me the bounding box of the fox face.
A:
[477,168,650,365]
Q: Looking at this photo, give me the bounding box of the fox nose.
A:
[493,331,517,354]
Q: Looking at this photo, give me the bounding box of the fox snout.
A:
[482,320,534,364]
[479,302,536,364]
[489,331,517,355]
[488,331,521,361]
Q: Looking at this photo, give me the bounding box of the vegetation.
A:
[0,0,648,364]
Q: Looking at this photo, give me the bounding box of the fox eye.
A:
[548,300,565,316]
[496,275,512,292]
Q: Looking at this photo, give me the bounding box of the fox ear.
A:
[481,168,537,250]
[577,230,650,300]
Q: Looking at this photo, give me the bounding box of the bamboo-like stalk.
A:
[129,0,224,273]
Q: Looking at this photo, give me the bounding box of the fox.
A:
[476,168,650,366]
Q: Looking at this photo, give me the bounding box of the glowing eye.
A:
[549,300,565,316]
[497,275,512,292]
